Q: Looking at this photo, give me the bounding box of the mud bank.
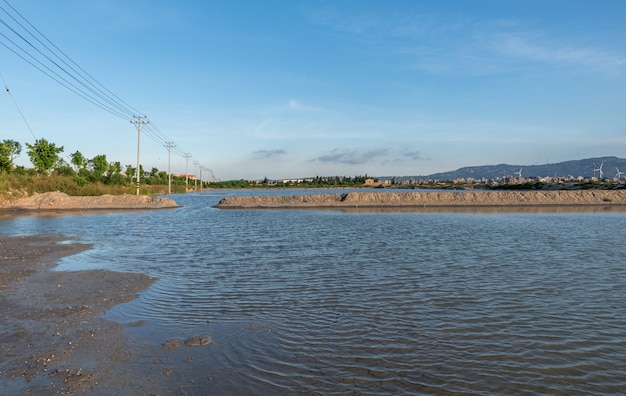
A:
[0,234,223,395]
[215,190,626,209]
[1,191,179,212]
[0,235,162,394]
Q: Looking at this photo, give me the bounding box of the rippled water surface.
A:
[2,190,626,395]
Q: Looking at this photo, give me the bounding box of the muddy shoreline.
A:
[0,235,163,394]
[0,234,224,395]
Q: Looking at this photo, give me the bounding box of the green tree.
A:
[6,139,21,167]
[105,161,125,185]
[125,164,136,182]
[124,164,145,182]
[0,139,22,172]
[108,161,122,175]
[56,158,75,176]
[25,138,64,175]
[89,154,109,177]
[0,143,11,172]
[70,150,87,171]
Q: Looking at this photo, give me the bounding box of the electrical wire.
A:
[0,0,143,117]
[0,70,36,139]
[0,0,202,170]
[0,2,135,119]
[0,32,131,119]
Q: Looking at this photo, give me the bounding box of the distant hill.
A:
[396,156,626,181]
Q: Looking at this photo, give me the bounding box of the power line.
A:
[0,71,36,139]
[0,1,137,119]
[0,0,143,116]
[0,0,202,173]
[0,32,131,119]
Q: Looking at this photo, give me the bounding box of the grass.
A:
[0,173,186,204]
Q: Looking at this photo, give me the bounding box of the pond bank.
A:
[214,190,626,209]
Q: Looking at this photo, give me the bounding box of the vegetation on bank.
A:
[0,138,203,202]
[0,172,192,202]
[0,172,380,202]
[2,137,624,203]
[0,137,377,201]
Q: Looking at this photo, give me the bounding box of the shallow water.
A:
[2,190,626,395]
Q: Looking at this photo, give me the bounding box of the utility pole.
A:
[165,142,176,195]
[184,153,192,192]
[130,115,149,195]
[193,161,199,191]
[200,167,203,194]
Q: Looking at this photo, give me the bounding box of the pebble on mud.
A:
[184,335,212,347]
[163,338,183,350]
[163,335,212,350]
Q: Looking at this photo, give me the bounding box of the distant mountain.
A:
[398,157,626,181]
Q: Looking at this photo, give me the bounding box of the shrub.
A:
[73,175,87,187]
[105,173,127,185]
[56,165,76,176]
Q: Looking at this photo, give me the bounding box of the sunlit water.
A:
[2,190,626,395]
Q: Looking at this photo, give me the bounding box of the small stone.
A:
[163,338,183,350]
[184,335,212,347]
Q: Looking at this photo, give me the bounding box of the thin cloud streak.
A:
[491,33,626,74]
[305,5,626,77]
[253,149,287,159]
[313,148,389,165]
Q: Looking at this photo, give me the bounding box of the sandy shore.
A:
[214,190,626,209]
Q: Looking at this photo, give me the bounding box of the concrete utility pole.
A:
[199,167,203,194]
[193,161,199,191]
[165,142,176,195]
[130,115,149,195]
[183,153,191,192]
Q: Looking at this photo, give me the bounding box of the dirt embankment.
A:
[215,190,626,209]
[0,191,179,212]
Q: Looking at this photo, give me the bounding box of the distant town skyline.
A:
[2,0,625,180]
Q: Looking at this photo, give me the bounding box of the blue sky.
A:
[1,0,625,180]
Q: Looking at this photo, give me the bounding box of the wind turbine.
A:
[592,163,599,179]
[515,168,523,178]
[598,161,604,179]
[616,167,624,179]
